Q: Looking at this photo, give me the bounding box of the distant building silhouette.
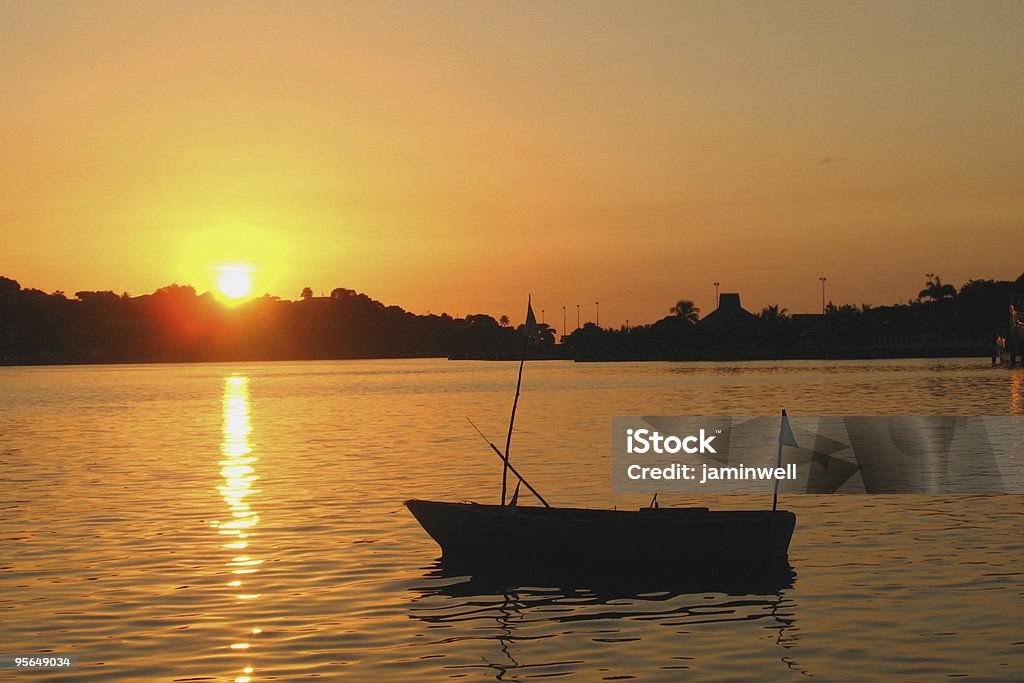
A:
[695,293,758,354]
[697,293,756,331]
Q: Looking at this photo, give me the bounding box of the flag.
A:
[773,409,797,511]
[522,296,539,339]
[778,409,798,448]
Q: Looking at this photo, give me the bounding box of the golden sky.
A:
[2,1,1022,327]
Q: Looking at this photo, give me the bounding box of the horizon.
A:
[4,267,1021,330]
[2,1,1023,326]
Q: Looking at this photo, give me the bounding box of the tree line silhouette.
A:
[563,273,1023,361]
[1,272,1021,365]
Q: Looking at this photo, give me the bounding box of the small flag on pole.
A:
[773,409,796,511]
[778,409,798,448]
[522,296,539,339]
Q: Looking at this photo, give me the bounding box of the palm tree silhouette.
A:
[669,300,700,324]
[918,274,957,302]
[759,304,789,322]
[535,323,556,345]
[498,315,510,327]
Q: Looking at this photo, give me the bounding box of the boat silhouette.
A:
[406,298,798,572]
[406,499,796,570]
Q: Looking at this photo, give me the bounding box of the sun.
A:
[218,266,253,300]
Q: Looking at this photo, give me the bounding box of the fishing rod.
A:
[466,417,551,508]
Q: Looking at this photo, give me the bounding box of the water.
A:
[1,359,1022,681]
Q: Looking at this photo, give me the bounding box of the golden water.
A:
[1,359,1021,681]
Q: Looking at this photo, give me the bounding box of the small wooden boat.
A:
[407,298,798,573]
[406,499,796,569]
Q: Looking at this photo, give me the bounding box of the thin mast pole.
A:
[772,408,790,511]
[501,334,529,506]
[772,439,783,511]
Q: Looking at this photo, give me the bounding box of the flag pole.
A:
[772,441,783,511]
[772,408,793,511]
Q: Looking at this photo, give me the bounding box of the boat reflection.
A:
[211,375,263,683]
[418,556,795,598]
[409,559,802,680]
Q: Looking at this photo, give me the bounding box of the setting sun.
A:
[218,267,253,300]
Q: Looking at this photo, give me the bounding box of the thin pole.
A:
[467,418,550,507]
[501,334,530,506]
[714,282,720,308]
[772,408,791,511]
[595,301,600,328]
[820,277,827,314]
[576,304,580,330]
[772,439,783,511]
[562,306,566,339]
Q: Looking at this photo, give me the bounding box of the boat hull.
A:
[406,499,796,570]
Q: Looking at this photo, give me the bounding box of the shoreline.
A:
[0,351,999,369]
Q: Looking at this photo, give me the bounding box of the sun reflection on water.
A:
[211,375,262,682]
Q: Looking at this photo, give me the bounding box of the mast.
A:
[501,297,538,507]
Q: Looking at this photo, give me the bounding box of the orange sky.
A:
[2,1,1022,328]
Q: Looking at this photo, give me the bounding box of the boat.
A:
[406,499,795,570]
[406,297,798,572]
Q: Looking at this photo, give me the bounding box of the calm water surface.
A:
[1,359,1022,681]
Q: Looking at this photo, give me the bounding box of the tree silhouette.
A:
[153,284,196,299]
[2,270,1020,365]
[75,290,120,302]
[759,304,789,322]
[498,315,510,327]
[0,276,21,297]
[535,322,556,345]
[826,302,859,316]
[300,286,314,300]
[918,274,956,302]
[669,300,700,323]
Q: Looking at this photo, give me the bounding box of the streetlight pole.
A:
[713,281,720,308]
[576,304,580,330]
[819,277,827,314]
[562,306,566,338]
[541,308,545,324]
[595,301,600,328]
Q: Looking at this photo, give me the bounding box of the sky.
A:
[2,0,1022,328]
